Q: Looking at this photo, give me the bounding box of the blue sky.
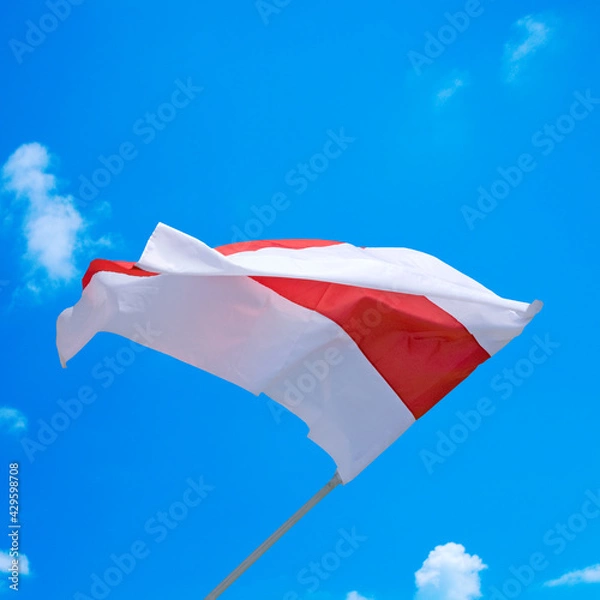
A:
[1,0,599,599]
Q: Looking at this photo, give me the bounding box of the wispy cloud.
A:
[1,143,110,295]
[0,551,29,575]
[545,564,600,587]
[0,407,27,435]
[503,15,553,82]
[415,542,487,600]
[435,73,469,106]
[0,549,31,592]
[346,593,372,600]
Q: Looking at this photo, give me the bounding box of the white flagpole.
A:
[204,472,343,599]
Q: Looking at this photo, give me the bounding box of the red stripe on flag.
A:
[82,260,158,290]
[250,277,490,419]
[216,239,342,256]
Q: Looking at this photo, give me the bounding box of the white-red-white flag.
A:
[57,223,542,482]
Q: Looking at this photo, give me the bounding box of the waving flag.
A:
[57,223,541,482]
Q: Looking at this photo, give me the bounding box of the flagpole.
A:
[203,472,343,599]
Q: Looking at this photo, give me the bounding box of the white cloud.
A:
[0,549,31,592]
[346,593,372,600]
[503,15,553,82]
[0,551,30,575]
[436,76,467,105]
[545,564,600,587]
[0,407,27,435]
[415,542,487,600]
[1,142,108,293]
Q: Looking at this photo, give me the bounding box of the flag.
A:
[57,223,542,482]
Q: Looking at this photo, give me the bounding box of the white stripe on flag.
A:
[137,223,542,355]
[57,270,415,482]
